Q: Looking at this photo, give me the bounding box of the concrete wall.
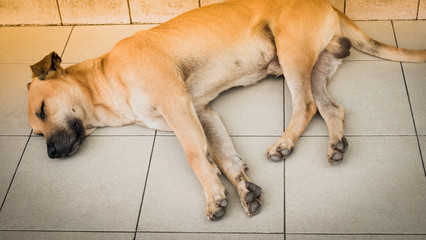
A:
[0,0,425,26]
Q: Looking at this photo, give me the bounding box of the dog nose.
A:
[47,143,58,158]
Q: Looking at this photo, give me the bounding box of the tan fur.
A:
[27,0,426,220]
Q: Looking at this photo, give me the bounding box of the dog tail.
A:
[335,8,426,62]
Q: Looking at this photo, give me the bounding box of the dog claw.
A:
[280,147,293,157]
[332,137,348,153]
[217,198,228,208]
[246,182,262,198]
[248,200,261,216]
[268,153,282,162]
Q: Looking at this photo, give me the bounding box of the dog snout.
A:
[47,143,59,158]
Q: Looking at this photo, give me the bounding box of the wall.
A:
[0,0,425,26]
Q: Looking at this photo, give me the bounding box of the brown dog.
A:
[27,0,426,220]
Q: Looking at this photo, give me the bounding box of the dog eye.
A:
[36,101,46,121]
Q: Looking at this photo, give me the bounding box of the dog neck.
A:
[64,57,136,129]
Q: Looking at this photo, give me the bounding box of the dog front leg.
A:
[198,106,262,217]
[158,93,228,221]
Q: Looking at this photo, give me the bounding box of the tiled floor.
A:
[0,20,425,240]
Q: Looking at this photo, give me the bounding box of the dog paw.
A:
[267,141,294,161]
[207,190,229,221]
[241,182,262,216]
[328,137,348,164]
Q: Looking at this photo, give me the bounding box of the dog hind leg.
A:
[198,106,262,217]
[267,32,319,161]
[312,36,351,163]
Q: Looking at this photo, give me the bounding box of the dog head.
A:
[27,52,90,159]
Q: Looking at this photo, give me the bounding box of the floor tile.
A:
[0,136,153,231]
[138,136,284,232]
[402,63,426,135]
[420,136,426,162]
[0,231,133,240]
[136,233,284,240]
[0,26,72,63]
[393,21,426,135]
[0,64,33,135]
[285,61,415,136]
[346,21,397,61]
[393,21,426,50]
[90,125,155,136]
[0,137,28,203]
[286,136,426,234]
[287,235,426,240]
[62,25,156,63]
[210,77,284,136]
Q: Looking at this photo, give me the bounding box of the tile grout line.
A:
[417,0,421,20]
[133,131,157,240]
[127,0,133,24]
[282,75,286,240]
[343,0,346,14]
[55,0,63,26]
[0,131,32,212]
[0,229,425,236]
[391,21,426,177]
[61,26,74,58]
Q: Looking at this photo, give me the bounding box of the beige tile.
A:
[62,25,155,63]
[402,63,426,135]
[393,21,426,135]
[420,136,426,160]
[286,136,426,233]
[345,21,397,61]
[393,21,426,50]
[0,26,72,63]
[0,232,133,240]
[0,136,153,230]
[91,125,155,136]
[130,0,199,23]
[137,233,284,240]
[139,136,284,232]
[346,0,418,20]
[0,0,60,25]
[0,137,28,202]
[419,0,426,19]
[210,77,284,136]
[287,235,426,240]
[0,64,33,135]
[58,0,130,24]
[285,61,415,136]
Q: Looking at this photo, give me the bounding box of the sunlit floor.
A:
[0,20,425,240]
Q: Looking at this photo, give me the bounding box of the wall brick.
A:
[419,0,426,19]
[58,0,130,24]
[200,0,344,12]
[200,0,225,6]
[130,0,199,23]
[0,0,60,25]
[346,0,418,20]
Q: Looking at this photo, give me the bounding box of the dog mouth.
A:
[46,119,85,159]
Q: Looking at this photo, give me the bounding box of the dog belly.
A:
[187,53,282,109]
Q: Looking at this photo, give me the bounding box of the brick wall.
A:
[0,0,424,26]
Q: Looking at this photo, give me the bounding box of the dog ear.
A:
[30,52,63,80]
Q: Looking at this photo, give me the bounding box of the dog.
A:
[27,0,426,220]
